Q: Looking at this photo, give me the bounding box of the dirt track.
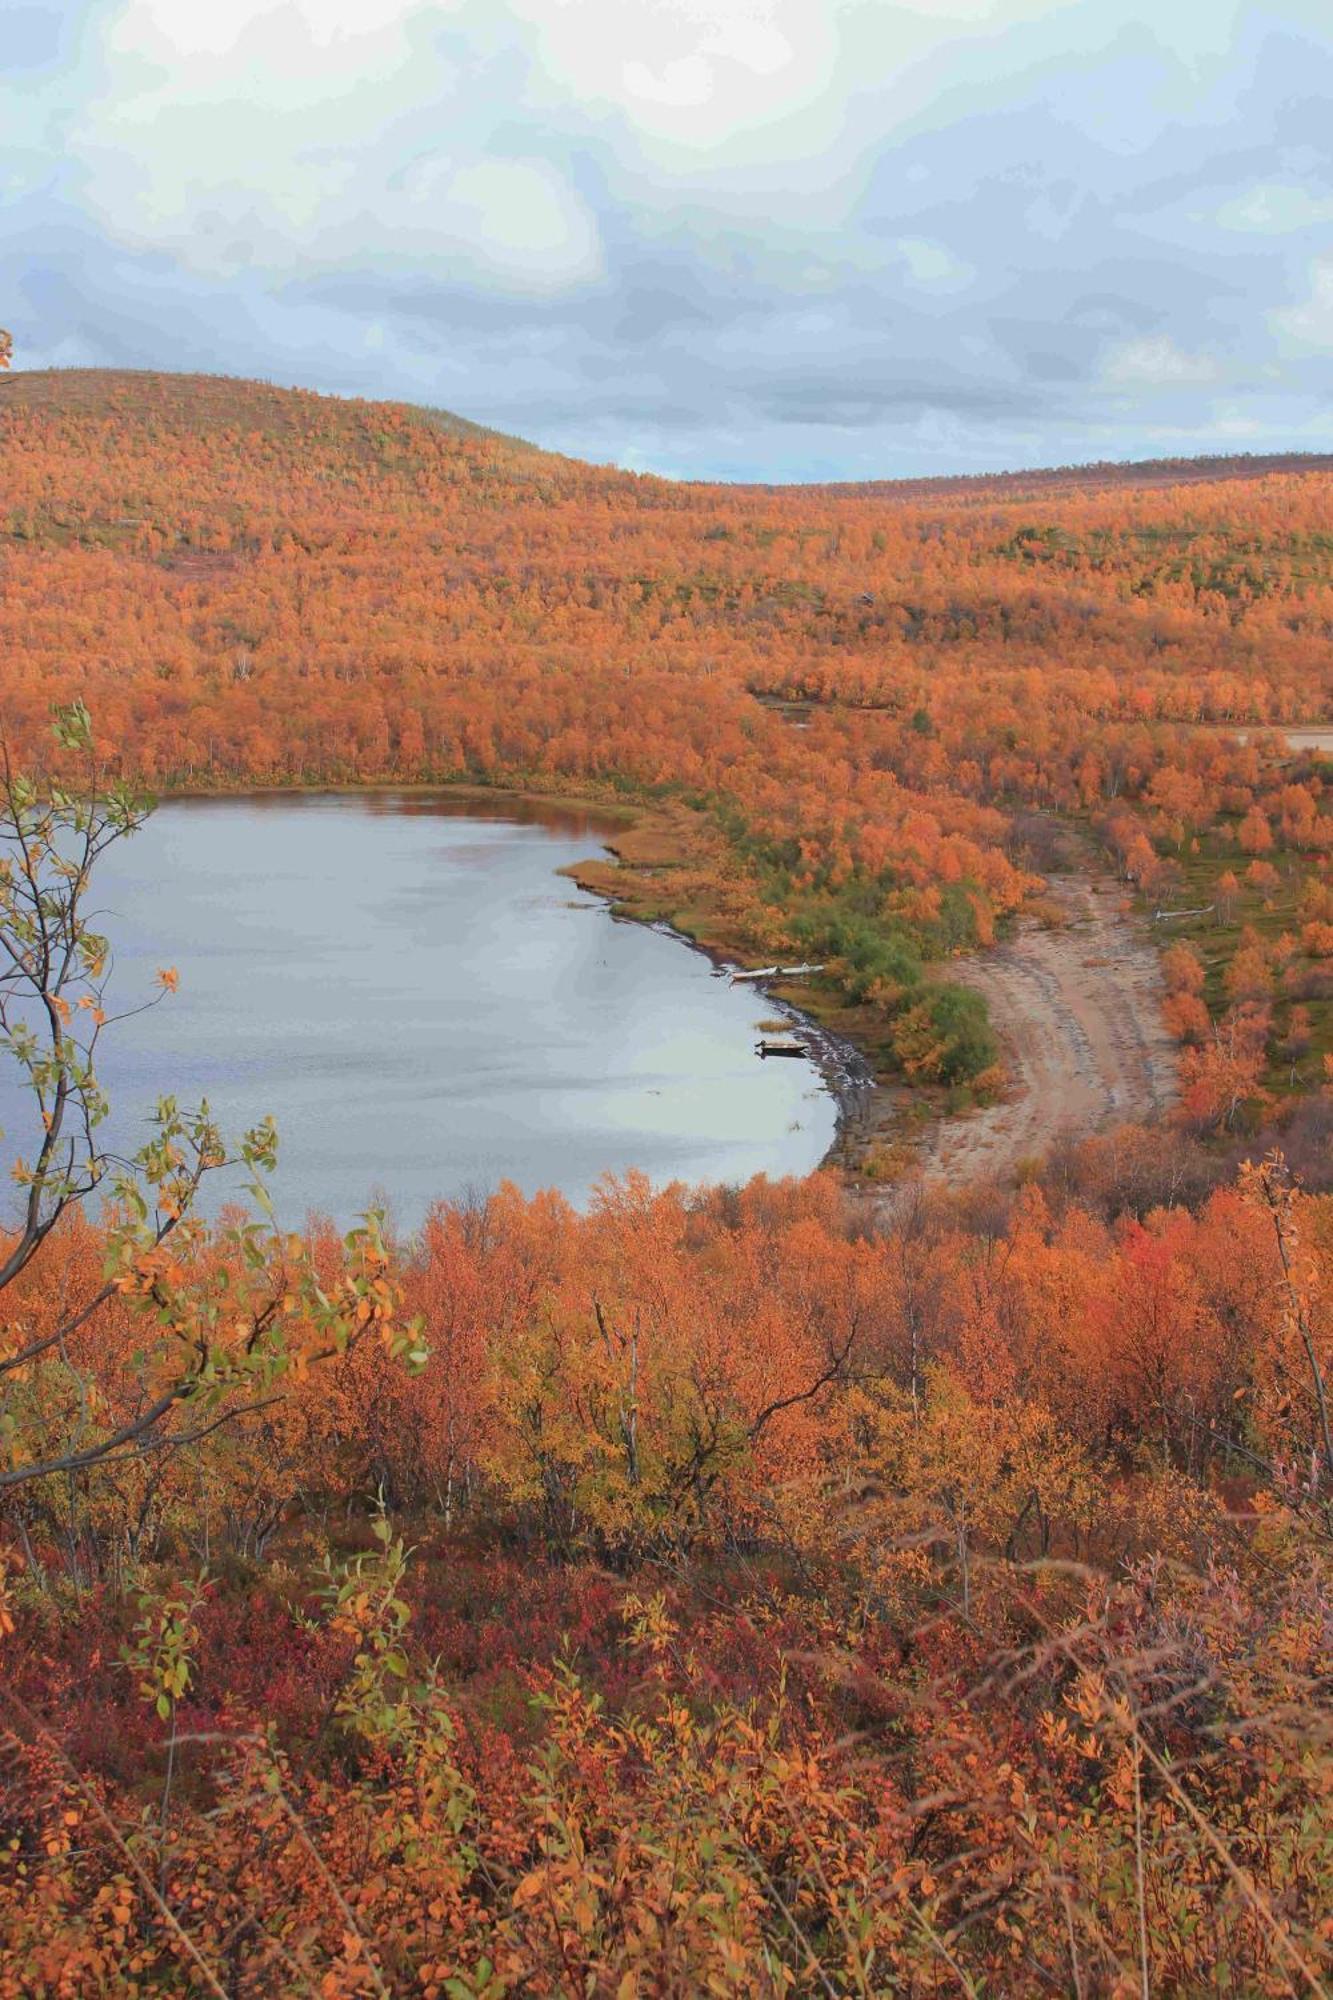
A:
[913,875,1178,1188]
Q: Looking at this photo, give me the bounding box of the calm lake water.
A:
[0,794,837,1227]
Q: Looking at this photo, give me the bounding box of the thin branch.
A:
[0,1692,230,1999]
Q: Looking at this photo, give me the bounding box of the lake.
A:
[0,793,838,1227]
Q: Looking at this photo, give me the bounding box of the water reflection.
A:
[0,793,837,1228]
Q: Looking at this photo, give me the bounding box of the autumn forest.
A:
[3,365,1333,1995]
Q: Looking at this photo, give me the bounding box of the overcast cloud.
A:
[3,0,1332,478]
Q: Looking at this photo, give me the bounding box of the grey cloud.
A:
[757,379,1047,425]
[3,2,1332,478]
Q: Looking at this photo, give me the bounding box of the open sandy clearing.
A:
[1192,723,1333,754]
[1239,725,1333,754]
[913,875,1179,1189]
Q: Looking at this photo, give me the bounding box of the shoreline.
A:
[117,776,1182,1200]
[150,775,879,1181]
[602,909,880,1176]
[150,776,642,832]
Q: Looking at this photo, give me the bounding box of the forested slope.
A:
[2,372,1333,1995]
[2,366,1332,1127]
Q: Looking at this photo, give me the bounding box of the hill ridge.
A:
[0,364,541,458]
[6,366,1332,495]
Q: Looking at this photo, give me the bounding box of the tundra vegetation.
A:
[1,371,1332,1994]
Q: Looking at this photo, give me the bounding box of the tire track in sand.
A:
[914,875,1179,1188]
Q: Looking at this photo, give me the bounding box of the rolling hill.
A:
[1,364,1330,1118]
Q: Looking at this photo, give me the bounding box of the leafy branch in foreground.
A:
[0,705,426,1495]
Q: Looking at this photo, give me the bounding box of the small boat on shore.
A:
[755,1038,808,1059]
[732,962,825,983]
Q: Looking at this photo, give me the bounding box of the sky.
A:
[3,0,1332,481]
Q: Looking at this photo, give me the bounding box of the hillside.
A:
[0,364,536,454]
[804,449,1333,501]
[9,365,1331,499]
[1,365,1332,1138]
[3,368,1333,1994]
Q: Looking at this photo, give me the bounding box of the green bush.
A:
[892,982,997,1084]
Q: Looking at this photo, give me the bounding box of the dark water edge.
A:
[632,911,879,1147]
[0,790,843,1231]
